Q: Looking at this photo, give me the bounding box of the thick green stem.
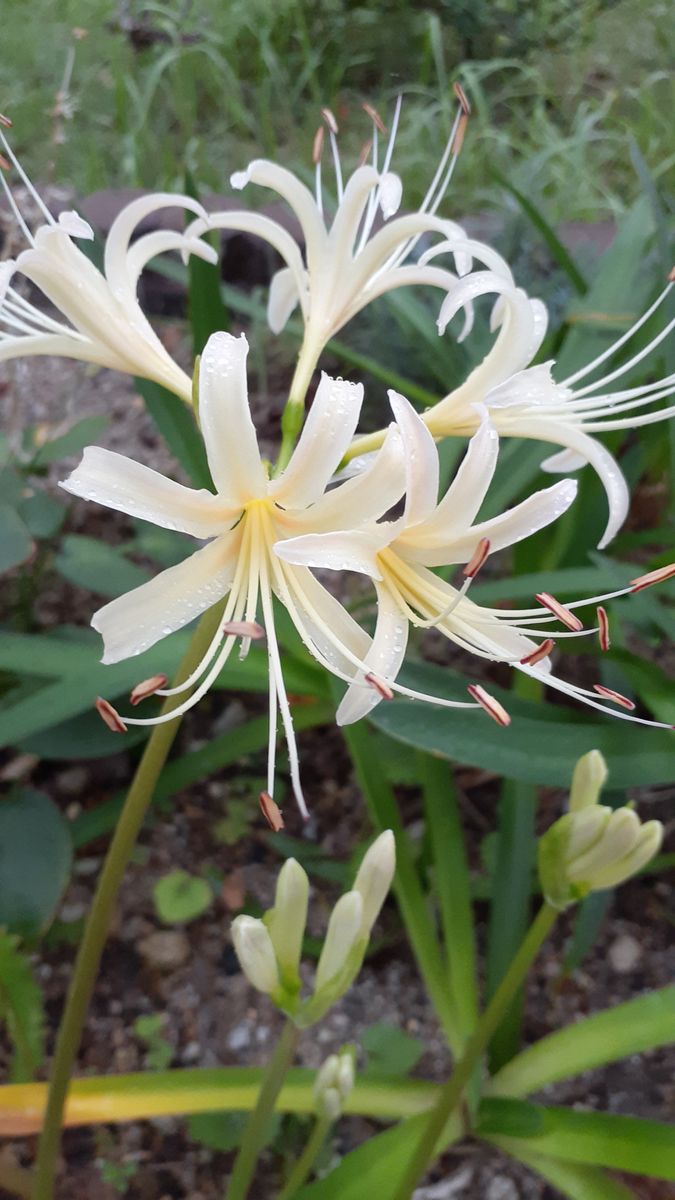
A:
[393,902,558,1200]
[277,1113,332,1200]
[225,1020,300,1200]
[273,332,321,475]
[33,606,224,1200]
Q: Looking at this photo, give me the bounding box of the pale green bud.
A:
[353,829,396,935]
[265,858,309,989]
[313,1049,355,1120]
[569,749,608,812]
[567,808,641,881]
[315,891,364,994]
[231,915,280,996]
[590,820,663,889]
[565,805,611,860]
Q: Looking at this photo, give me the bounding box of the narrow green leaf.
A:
[184,174,229,352]
[504,1146,635,1199]
[487,986,675,1099]
[135,377,212,488]
[54,534,151,597]
[481,1102,675,1180]
[0,932,45,1082]
[0,503,34,573]
[0,790,73,940]
[562,890,612,975]
[494,173,588,296]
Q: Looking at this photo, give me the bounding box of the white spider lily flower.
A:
[422,267,675,548]
[60,330,412,816]
[185,92,515,388]
[0,127,215,399]
[278,392,674,732]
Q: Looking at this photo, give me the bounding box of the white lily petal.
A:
[528,298,549,358]
[406,479,578,566]
[388,390,439,526]
[486,363,563,410]
[270,374,364,509]
[199,332,266,502]
[60,446,238,538]
[540,448,587,472]
[275,528,387,579]
[267,266,301,334]
[410,416,499,542]
[57,210,94,240]
[420,233,513,282]
[189,211,308,316]
[501,418,629,548]
[103,193,206,298]
[92,532,239,663]
[279,563,371,677]
[278,425,404,535]
[229,159,327,272]
[125,231,217,294]
[336,585,409,725]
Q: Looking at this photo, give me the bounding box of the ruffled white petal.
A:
[275,528,388,579]
[198,332,266,502]
[405,479,578,566]
[408,415,499,543]
[388,391,439,527]
[486,363,563,410]
[336,585,408,725]
[57,210,94,240]
[230,159,327,272]
[103,193,207,300]
[267,266,301,334]
[60,446,238,538]
[92,532,240,663]
[270,374,364,509]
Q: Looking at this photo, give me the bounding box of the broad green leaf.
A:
[32,415,108,465]
[0,932,45,1082]
[487,986,675,1099]
[369,662,675,787]
[20,708,148,760]
[153,870,212,924]
[0,790,73,939]
[0,502,33,573]
[478,1099,675,1179]
[361,1023,424,1078]
[135,377,212,488]
[296,1114,433,1200]
[17,490,66,539]
[54,534,151,596]
[505,1147,635,1199]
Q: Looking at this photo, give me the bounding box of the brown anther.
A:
[357,138,373,167]
[0,154,11,171]
[365,672,394,700]
[452,113,469,156]
[597,606,610,652]
[668,266,675,283]
[0,113,12,129]
[453,81,471,116]
[259,791,285,832]
[312,125,324,164]
[223,619,265,639]
[467,684,510,727]
[321,107,338,135]
[362,102,386,134]
[520,638,555,666]
[592,684,635,711]
[463,537,491,579]
[630,563,675,592]
[129,674,168,706]
[535,592,584,632]
[95,697,127,733]
[72,26,89,40]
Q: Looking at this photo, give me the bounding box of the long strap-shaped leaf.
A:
[487,985,675,1098]
[502,1145,635,1200]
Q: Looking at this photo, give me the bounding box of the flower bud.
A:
[265,858,309,989]
[231,915,280,996]
[568,749,608,812]
[353,829,396,935]
[590,820,663,889]
[315,891,364,994]
[313,1048,356,1120]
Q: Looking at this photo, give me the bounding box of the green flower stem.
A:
[33,605,224,1200]
[225,1019,300,1200]
[277,1113,332,1200]
[393,901,559,1200]
[274,334,321,476]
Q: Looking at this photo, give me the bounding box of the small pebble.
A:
[138,931,190,971]
[486,1176,519,1200]
[227,1022,251,1051]
[609,934,642,973]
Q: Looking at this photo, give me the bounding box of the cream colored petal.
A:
[410,416,499,543]
[198,331,266,502]
[280,564,370,677]
[124,230,218,294]
[278,425,404,535]
[104,193,207,297]
[336,584,409,725]
[407,479,578,566]
[275,528,388,579]
[230,159,327,272]
[270,374,364,509]
[60,446,238,538]
[540,448,587,471]
[267,266,301,334]
[187,211,308,316]
[92,531,240,663]
[486,362,563,410]
[388,391,439,527]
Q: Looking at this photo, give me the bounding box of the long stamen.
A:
[569,316,675,400]
[0,158,36,245]
[0,129,55,227]
[561,279,674,388]
[259,549,308,818]
[322,107,343,202]
[312,125,324,217]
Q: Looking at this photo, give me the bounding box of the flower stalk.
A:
[33,604,225,1200]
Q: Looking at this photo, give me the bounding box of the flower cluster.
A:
[1,98,672,815]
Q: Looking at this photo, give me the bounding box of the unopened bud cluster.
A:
[538,750,663,910]
[313,1047,356,1120]
[231,831,396,1025]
